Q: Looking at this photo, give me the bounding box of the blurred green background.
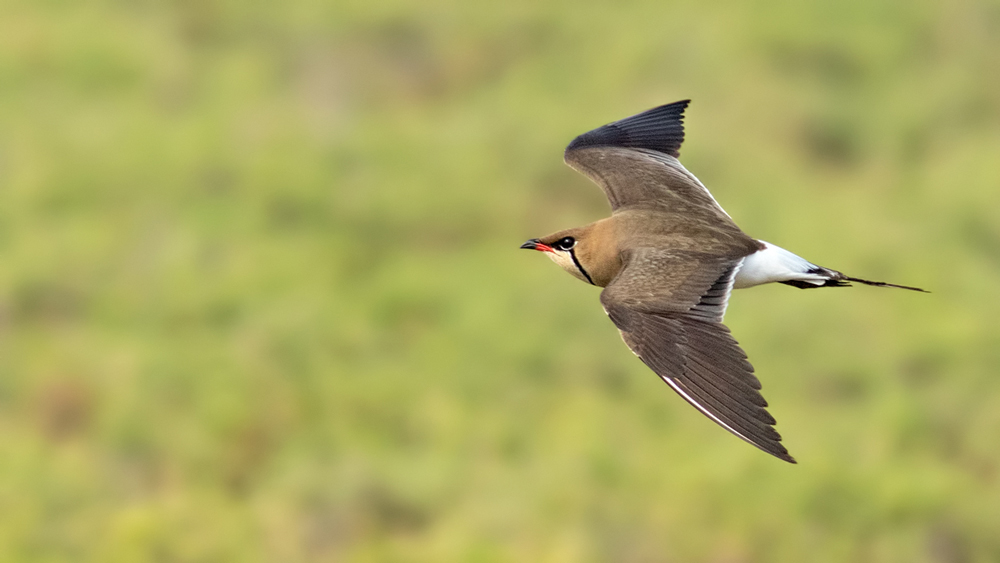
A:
[1,0,999,561]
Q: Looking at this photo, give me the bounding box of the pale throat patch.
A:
[546,250,590,283]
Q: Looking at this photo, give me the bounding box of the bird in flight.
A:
[521,100,925,463]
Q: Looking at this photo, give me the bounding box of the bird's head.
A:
[520,226,600,285]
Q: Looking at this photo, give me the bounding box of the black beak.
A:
[520,238,540,250]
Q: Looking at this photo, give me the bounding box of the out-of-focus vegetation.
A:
[0,0,999,561]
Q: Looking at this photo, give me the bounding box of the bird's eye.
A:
[555,236,576,250]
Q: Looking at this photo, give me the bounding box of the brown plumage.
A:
[522,100,926,463]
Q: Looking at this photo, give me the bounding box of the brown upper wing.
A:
[601,248,795,463]
[564,101,738,230]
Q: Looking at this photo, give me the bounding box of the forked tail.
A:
[738,241,928,292]
[779,273,927,292]
[840,276,927,292]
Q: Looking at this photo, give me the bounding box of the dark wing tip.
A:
[566,99,691,157]
[769,442,796,464]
